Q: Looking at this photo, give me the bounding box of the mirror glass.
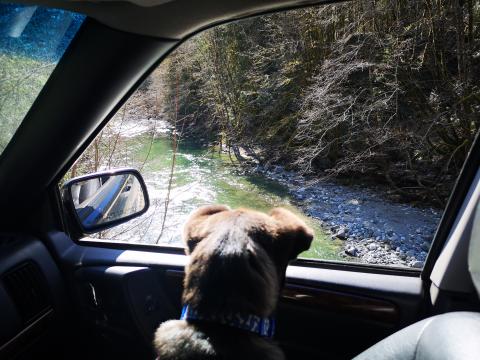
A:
[69,172,147,230]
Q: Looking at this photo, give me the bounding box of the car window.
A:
[63,0,479,269]
[0,3,84,154]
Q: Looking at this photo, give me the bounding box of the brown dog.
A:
[153,205,313,360]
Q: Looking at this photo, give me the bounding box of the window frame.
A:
[52,8,480,279]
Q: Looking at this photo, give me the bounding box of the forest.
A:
[156,0,480,207]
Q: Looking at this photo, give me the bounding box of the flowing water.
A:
[104,128,344,261]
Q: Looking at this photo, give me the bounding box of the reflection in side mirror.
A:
[63,169,149,233]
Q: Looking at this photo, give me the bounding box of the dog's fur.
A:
[153,205,313,360]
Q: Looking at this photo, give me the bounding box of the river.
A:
[102,126,344,261]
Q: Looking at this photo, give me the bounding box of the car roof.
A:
[10,0,328,39]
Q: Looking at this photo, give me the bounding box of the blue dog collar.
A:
[180,305,276,338]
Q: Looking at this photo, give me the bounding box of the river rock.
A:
[335,227,348,240]
[345,246,358,257]
[389,234,399,242]
[411,260,424,268]
[421,241,431,252]
[367,243,378,251]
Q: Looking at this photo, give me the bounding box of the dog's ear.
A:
[183,204,230,254]
[269,207,314,259]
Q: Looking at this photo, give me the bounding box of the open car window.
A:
[63,0,479,270]
[0,3,84,155]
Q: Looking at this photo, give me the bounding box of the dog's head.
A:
[182,205,313,317]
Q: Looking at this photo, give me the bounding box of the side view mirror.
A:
[62,168,150,234]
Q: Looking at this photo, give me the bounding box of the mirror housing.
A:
[62,168,150,234]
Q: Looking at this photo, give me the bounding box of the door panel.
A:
[277,282,419,359]
[45,231,424,359]
[282,285,400,324]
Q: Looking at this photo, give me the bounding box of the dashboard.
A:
[0,235,68,359]
[0,233,181,360]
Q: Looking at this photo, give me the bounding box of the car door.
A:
[1,0,479,359]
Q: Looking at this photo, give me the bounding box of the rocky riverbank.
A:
[250,164,442,268]
[123,117,442,268]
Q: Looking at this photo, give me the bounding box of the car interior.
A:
[1,0,480,359]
